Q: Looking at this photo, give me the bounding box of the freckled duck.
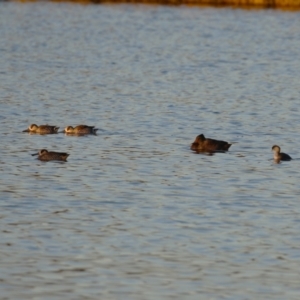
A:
[23,124,59,134]
[64,125,98,135]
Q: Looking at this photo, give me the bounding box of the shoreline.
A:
[14,0,300,9]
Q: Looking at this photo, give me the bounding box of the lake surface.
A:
[1,2,300,299]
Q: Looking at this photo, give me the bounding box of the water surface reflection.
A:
[1,2,300,299]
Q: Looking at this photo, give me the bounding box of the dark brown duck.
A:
[191,134,232,152]
[32,149,69,161]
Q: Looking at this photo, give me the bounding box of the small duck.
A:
[23,124,59,134]
[64,125,98,135]
[32,149,69,161]
[272,145,292,162]
[191,134,232,152]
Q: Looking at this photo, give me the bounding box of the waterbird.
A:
[191,134,232,152]
[64,125,98,135]
[272,145,292,162]
[23,124,59,134]
[32,149,69,161]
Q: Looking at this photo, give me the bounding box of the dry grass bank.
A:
[16,0,300,8]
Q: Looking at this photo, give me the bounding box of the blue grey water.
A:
[1,2,300,299]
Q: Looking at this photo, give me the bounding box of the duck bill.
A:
[31,152,39,156]
[23,129,29,132]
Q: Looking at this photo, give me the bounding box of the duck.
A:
[32,149,69,161]
[63,125,98,135]
[272,145,292,162]
[23,124,59,134]
[191,134,232,152]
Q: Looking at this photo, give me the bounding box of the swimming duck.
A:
[272,145,292,161]
[64,125,98,135]
[23,124,59,134]
[191,134,232,152]
[32,149,69,161]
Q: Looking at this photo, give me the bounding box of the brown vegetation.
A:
[15,0,300,8]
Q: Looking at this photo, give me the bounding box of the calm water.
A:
[1,2,300,299]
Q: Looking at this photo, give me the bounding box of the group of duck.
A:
[24,124,292,163]
[190,134,292,162]
[23,124,98,161]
